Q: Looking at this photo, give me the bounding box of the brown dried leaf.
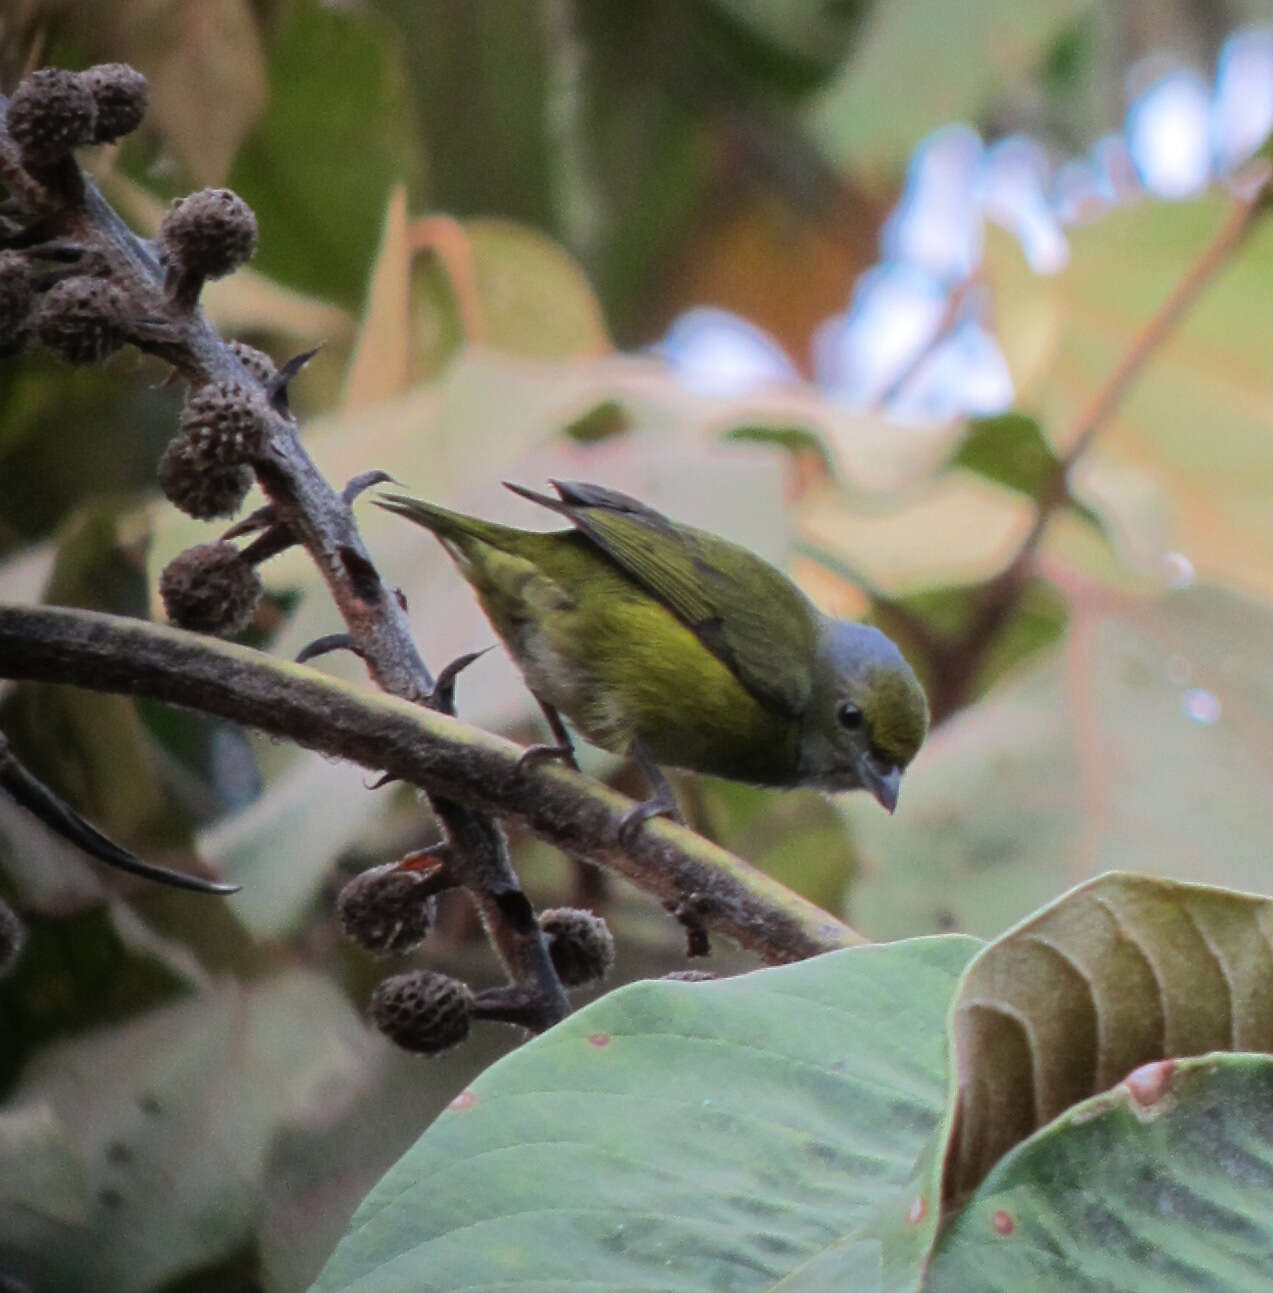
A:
[944,872,1273,1206]
[342,185,411,410]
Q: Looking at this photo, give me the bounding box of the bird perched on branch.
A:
[378,481,928,839]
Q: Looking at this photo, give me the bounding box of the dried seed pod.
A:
[34,276,128,364]
[159,542,262,636]
[179,381,272,467]
[227,339,278,385]
[0,252,35,352]
[539,906,616,987]
[337,862,437,958]
[6,67,96,165]
[159,188,257,301]
[157,437,253,520]
[370,970,474,1055]
[81,63,149,143]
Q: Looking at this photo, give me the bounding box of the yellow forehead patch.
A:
[866,668,930,768]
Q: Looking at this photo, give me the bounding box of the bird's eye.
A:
[837,702,863,731]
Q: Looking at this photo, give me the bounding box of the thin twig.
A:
[931,181,1271,719]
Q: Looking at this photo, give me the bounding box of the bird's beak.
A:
[858,756,901,814]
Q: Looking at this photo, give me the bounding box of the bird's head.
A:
[798,621,929,812]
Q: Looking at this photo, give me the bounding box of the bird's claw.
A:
[515,742,580,775]
[616,796,682,849]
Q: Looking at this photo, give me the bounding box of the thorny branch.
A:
[0,70,584,1031]
[0,604,862,964]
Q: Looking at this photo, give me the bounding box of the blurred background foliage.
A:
[3,0,1273,1288]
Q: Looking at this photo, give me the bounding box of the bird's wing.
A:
[507,481,817,715]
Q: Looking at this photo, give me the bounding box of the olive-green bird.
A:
[378,481,928,832]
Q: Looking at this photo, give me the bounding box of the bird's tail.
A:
[375,493,528,550]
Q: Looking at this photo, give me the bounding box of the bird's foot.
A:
[515,742,580,774]
[617,744,682,847]
[616,792,683,849]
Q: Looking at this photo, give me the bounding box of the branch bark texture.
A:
[0,603,862,964]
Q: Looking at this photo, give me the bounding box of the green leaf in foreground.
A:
[928,1054,1273,1292]
[312,935,979,1292]
[316,874,1273,1291]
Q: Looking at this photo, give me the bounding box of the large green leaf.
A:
[847,583,1273,940]
[315,874,1273,1290]
[927,1054,1273,1291]
[376,0,556,231]
[311,935,979,1291]
[228,0,422,310]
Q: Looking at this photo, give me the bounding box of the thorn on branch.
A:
[342,469,396,505]
[2,218,61,250]
[220,503,277,540]
[295,633,358,664]
[267,344,322,415]
[469,983,564,1032]
[397,845,455,874]
[238,523,296,566]
[0,733,238,894]
[19,237,88,263]
[430,647,493,716]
